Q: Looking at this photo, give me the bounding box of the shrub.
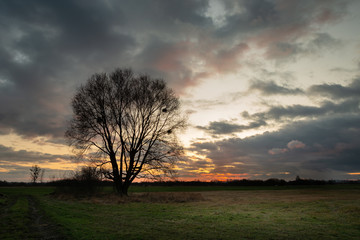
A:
[54,167,104,197]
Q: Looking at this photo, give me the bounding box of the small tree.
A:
[66,68,186,196]
[30,165,43,184]
[73,166,103,195]
[73,166,103,182]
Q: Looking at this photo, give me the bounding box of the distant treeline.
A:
[1,178,359,187]
[132,178,360,187]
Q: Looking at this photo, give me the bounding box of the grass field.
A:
[1,185,359,239]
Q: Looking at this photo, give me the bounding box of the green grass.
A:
[40,193,360,239]
[0,191,32,239]
[1,185,360,239]
[0,186,55,196]
[0,187,55,239]
[128,183,360,192]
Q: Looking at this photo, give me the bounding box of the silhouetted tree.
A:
[73,166,103,182]
[73,166,103,195]
[66,68,186,196]
[30,165,43,184]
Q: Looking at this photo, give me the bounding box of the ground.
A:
[0,187,66,240]
[1,185,359,239]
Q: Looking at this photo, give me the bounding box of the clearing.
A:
[1,185,359,239]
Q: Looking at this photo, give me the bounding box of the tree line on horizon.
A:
[1,176,358,187]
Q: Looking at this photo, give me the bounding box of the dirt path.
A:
[27,195,67,240]
[0,192,17,217]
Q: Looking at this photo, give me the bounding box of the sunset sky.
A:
[1,0,360,182]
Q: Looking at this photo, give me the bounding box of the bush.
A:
[54,167,104,197]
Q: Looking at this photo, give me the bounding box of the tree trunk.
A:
[114,178,122,195]
[109,153,124,196]
[121,184,130,196]
[112,170,130,196]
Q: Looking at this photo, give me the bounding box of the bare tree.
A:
[73,166,102,182]
[66,68,186,196]
[30,165,43,184]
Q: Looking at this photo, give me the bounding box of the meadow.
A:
[1,185,359,239]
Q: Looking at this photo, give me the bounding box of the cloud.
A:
[268,148,288,155]
[197,77,360,138]
[190,113,360,179]
[264,32,341,60]
[309,32,340,49]
[0,0,136,138]
[269,140,306,155]
[244,103,323,123]
[0,144,74,181]
[287,140,306,150]
[243,79,360,122]
[0,144,70,164]
[309,77,360,99]
[0,0,352,140]
[236,0,347,50]
[197,119,266,135]
[249,79,304,95]
[190,76,360,179]
[197,121,242,135]
[0,1,358,182]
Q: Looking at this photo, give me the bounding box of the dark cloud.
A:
[330,67,357,73]
[218,1,347,40]
[240,1,346,61]
[0,0,136,138]
[249,79,304,95]
[0,0,215,139]
[309,78,360,99]
[246,99,359,122]
[191,76,360,179]
[198,77,360,135]
[265,42,302,59]
[0,0,358,182]
[0,0,351,139]
[310,32,340,49]
[0,144,73,181]
[191,114,360,179]
[218,0,283,37]
[242,78,360,123]
[197,119,266,135]
[197,121,241,135]
[265,32,341,60]
[0,145,70,164]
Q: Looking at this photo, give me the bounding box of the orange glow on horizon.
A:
[198,173,249,182]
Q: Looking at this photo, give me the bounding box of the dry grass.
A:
[201,189,360,205]
[10,186,358,239]
[52,191,205,204]
[52,187,360,206]
[130,192,205,203]
[45,187,360,239]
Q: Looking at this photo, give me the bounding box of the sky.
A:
[1,0,360,182]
